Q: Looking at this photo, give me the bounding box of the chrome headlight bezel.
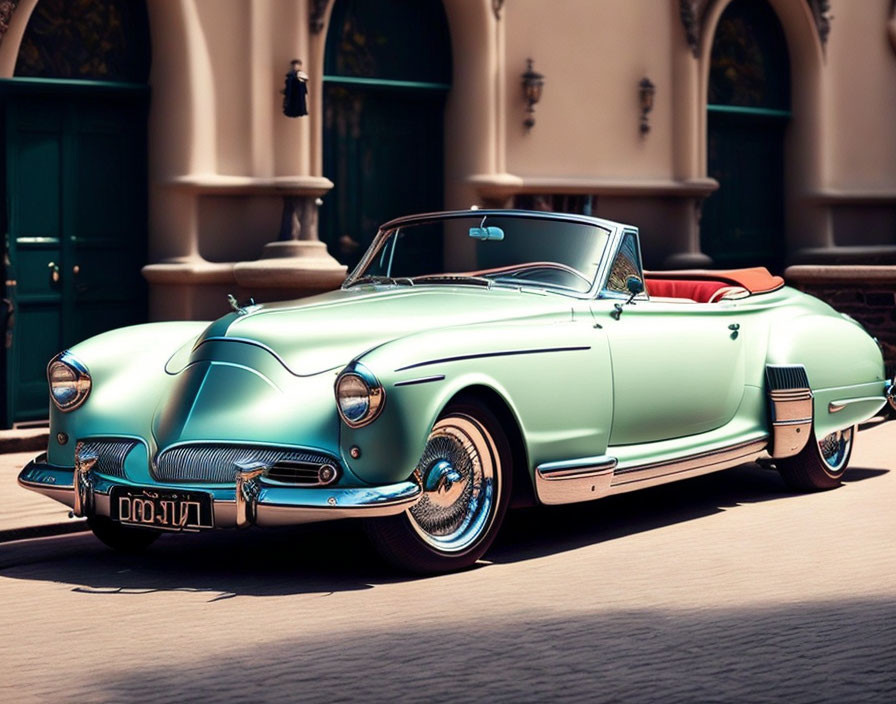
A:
[335,363,385,428]
[47,351,92,412]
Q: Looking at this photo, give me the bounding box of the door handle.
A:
[728,323,740,339]
[48,262,60,284]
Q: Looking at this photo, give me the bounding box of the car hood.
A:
[190,285,570,376]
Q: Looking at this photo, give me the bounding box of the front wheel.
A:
[87,516,161,552]
[777,426,855,492]
[364,400,512,573]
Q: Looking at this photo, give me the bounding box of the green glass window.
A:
[14,0,150,83]
[324,0,451,85]
[708,0,790,110]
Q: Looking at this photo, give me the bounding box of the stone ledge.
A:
[785,265,896,285]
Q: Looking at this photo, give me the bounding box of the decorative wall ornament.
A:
[887,0,896,55]
[806,0,832,47]
[677,0,833,58]
[492,0,505,21]
[0,0,20,44]
[310,0,328,34]
[521,58,544,130]
[639,77,656,135]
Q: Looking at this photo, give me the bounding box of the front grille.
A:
[77,439,137,479]
[154,445,340,486]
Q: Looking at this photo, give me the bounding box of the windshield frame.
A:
[342,210,624,299]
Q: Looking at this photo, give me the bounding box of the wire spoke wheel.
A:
[778,425,855,492]
[364,400,512,573]
[817,426,853,475]
[408,414,499,553]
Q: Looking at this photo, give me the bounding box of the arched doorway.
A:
[1,0,150,426]
[321,0,451,270]
[701,0,791,271]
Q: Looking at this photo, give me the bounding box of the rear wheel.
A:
[87,516,161,552]
[364,400,512,573]
[777,426,854,491]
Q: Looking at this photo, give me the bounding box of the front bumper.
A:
[18,453,422,529]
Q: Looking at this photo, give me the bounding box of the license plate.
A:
[110,487,214,531]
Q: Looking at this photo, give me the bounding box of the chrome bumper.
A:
[18,454,422,529]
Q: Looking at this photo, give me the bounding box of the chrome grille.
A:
[77,439,137,479]
[154,445,340,485]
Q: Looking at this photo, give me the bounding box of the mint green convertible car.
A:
[19,210,896,572]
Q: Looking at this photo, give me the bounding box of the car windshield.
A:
[344,214,612,294]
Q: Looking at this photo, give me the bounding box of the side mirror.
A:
[625,276,644,296]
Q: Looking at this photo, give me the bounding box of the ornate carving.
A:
[679,0,700,57]
[310,0,328,34]
[492,0,505,21]
[0,0,19,44]
[806,0,831,47]
[677,0,834,58]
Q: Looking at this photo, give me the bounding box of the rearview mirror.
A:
[469,226,504,241]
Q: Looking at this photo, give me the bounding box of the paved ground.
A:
[1,421,894,703]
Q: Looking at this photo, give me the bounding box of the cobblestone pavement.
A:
[1,421,894,703]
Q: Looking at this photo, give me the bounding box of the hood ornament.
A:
[227,293,256,315]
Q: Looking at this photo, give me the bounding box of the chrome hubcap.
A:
[408,414,499,553]
[818,426,853,473]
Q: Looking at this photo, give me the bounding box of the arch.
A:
[698,0,828,263]
[320,0,453,268]
[13,0,150,82]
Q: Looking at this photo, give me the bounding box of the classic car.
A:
[19,210,896,572]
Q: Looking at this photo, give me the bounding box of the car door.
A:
[593,231,746,446]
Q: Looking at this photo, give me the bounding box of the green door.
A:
[3,85,147,425]
[321,0,451,270]
[701,0,791,271]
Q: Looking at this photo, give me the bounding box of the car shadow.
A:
[489,462,889,565]
[0,463,888,596]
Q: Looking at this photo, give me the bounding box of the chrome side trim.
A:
[610,437,768,492]
[829,396,887,414]
[766,365,813,458]
[395,346,590,373]
[535,456,618,505]
[394,375,446,387]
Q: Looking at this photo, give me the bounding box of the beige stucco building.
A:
[1,0,895,425]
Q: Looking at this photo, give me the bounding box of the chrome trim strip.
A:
[394,375,446,387]
[395,346,590,373]
[829,396,886,414]
[535,456,618,505]
[611,437,768,485]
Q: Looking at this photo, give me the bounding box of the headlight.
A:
[335,364,384,428]
[47,351,91,411]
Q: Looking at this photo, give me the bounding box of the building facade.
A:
[2,0,895,426]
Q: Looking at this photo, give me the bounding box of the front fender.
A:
[47,322,207,466]
[339,318,612,485]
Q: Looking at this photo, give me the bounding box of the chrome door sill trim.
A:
[535,456,617,505]
[610,436,768,490]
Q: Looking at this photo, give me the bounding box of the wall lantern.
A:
[521,58,544,130]
[638,77,655,135]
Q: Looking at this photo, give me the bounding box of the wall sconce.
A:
[521,58,544,130]
[639,77,655,135]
